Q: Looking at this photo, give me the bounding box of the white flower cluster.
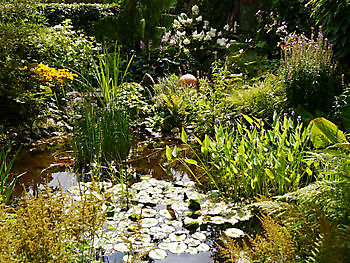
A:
[162,5,232,52]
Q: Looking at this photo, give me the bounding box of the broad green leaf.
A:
[309,117,347,149]
[184,159,197,165]
[181,128,188,143]
[166,145,172,161]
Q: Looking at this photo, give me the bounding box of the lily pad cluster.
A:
[68,176,252,261]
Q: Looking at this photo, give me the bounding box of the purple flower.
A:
[284,113,288,118]
[291,111,295,117]
[274,135,278,142]
[250,125,254,131]
[297,116,302,122]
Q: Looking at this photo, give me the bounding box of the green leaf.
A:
[305,167,313,176]
[265,168,274,180]
[181,128,188,143]
[309,117,347,149]
[166,145,172,161]
[184,159,197,165]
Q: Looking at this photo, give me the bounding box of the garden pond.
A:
[11,135,256,263]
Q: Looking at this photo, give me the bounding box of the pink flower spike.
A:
[226,43,231,48]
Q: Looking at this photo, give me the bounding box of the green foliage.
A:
[333,84,350,132]
[281,32,342,115]
[168,114,315,199]
[73,104,130,169]
[223,73,287,121]
[73,44,131,169]
[0,185,106,262]
[96,0,177,48]
[254,0,314,57]
[42,2,120,36]
[308,0,350,61]
[309,117,347,149]
[0,146,21,204]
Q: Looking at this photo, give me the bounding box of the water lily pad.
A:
[146,187,163,195]
[224,228,245,238]
[170,220,183,228]
[185,247,198,255]
[168,242,187,254]
[192,232,206,241]
[132,234,151,245]
[142,208,157,218]
[197,243,210,252]
[141,218,159,228]
[160,224,176,233]
[159,209,173,219]
[114,243,129,253]
[184,217,200,231]
[158,242,172,250]
[149,226,163,233]
[226,217,239,225]
[101,243,114,251]
[149,248,167,260]
[210,216,227,224]
[184,238,201,247]
[169,232,187,242]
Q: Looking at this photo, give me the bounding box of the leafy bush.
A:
[0,186,105,262]
[308,0,350,61]
[254,0,314,57]
[281,32,342,116]
[42,2,120,36]
[223,73,287,121]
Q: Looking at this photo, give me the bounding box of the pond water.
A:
[10,135,254,263]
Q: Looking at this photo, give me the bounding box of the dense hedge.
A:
[42,3,120,35]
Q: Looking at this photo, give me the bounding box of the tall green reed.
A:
[0,146,21,204]
[73,43,133,173]
[167,113,316,199]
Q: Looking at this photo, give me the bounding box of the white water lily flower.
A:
[217,38,227,46]
[192,5,199,16]
[183,38,190,45]
[218,31,222,36]
[196,15,202,22]
[224,24,230,31]
[208,27,217,37]
[204,20,209,29]
[183,48,190,54]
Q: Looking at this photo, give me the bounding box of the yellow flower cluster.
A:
[20,64,78,83]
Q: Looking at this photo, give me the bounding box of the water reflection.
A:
[100,251,213,263]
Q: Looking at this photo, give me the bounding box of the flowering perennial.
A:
[20,64,78,83]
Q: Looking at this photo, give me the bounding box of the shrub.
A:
[0,186,105,262]
[281,32,342,116]
[308,0,350,62]
[223,73,287,121]
[42,2,120,36]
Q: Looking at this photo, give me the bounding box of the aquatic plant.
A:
[73,43,131,171]
[0,146,21,204]
[167,113,315,199]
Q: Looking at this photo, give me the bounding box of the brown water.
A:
[10,136,76,197]
[10,135,218,263]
